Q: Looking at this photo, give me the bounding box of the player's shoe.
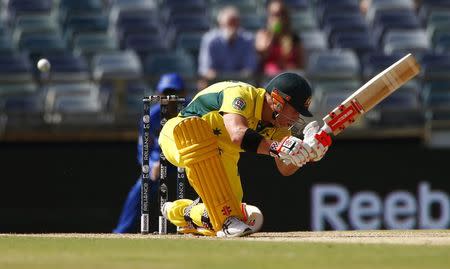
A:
[216,216,253,238]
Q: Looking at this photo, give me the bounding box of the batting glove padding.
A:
[303,121,331,162]
[270,136,310,167]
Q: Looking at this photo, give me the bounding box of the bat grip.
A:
[315,126,332,147]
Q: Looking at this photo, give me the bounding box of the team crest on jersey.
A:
[232,97,246,111]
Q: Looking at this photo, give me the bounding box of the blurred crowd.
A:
[0,0,448,134]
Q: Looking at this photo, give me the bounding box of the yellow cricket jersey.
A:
[159,81,292,216]
[180,81,290,158]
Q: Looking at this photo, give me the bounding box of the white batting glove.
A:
[303,121,331,162]
[270,136,310,167]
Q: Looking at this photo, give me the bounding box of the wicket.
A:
[141,95,186,235]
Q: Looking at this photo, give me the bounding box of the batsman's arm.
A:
[222,113,273,155]
[223,113,301,176]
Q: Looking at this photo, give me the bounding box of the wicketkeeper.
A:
[159,72,331,237]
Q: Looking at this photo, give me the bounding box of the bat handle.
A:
[321,123,332,134]
[314,124,332,147]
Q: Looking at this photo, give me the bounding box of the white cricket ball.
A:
[37,58,51,72]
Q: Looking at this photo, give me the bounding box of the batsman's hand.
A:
[270,136,309,167]
[303,121,331,162]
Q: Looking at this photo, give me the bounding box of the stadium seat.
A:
[112,0,157,9]
[92,50,142,81]
[144,51,196,79]
[161,0,208,23]
[318,89,354,113]
[0,53,33,82]
[168,15,210,34]
[59,0,105,22]
[13,19,61,47]
[0,36,15,54]
[418,0,450,22]
[116,20,162,48]
[7,0,53,21]
[63,14,109,43]
[124,34,168,59]
[18,32,67,60]
[164,0,207,8]
[240,14,265,32]
[124,82,154,112]
[109,4,158,27]
[427,22,450,46]
[43,83,103,123]
[372,10,421,44]
[324,16,369,45]
[0,82,38,96]
[175,32,203,59]
[2,94,43,113]
[291,10,318,31]
[315,0,360,26]
[426,10,450,27]
[420,52,450,81]
[383,30,431,55]
[376,83,421,110]
[210,0,261,22]
[361,52,404,80]
[36,53,90,82]
[366,0,416,25]
[283,0,309,11]
[306,49,360,81]
[310,80,360,114]
[72,33,118,60]
[299,30,328,52]
[15,14,58,31]
[331,32,376,57]
[435,34,450,53]
[313,79,361,93]
[422,81,450,109]
[0,83,42,115]
[91,50,141,112]
[109,6,162,47]
[53,95,102,113]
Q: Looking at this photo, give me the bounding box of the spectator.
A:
[198,6,258,88]
[113,73,186,233]
[255,0,306,76]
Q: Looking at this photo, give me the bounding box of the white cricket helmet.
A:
[242,203,264,233]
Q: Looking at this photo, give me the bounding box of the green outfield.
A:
[1,232,449,269]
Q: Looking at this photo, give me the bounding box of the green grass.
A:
[0,236,449,269]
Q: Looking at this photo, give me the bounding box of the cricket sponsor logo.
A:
[142,183,149,211]
[311,182,450,230]
[328,106,357,131]
[222,205,232,216]
[232,97,246,111]
[142,132,150,161]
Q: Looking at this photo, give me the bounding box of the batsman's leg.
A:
[171,117,244,232]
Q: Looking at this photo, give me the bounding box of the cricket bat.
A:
[314,53,421,146]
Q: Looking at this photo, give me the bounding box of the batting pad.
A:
[173,117,243,232]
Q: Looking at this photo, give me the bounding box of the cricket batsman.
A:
[159,72,330,237]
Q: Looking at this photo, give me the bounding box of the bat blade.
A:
[322,53,420,135]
